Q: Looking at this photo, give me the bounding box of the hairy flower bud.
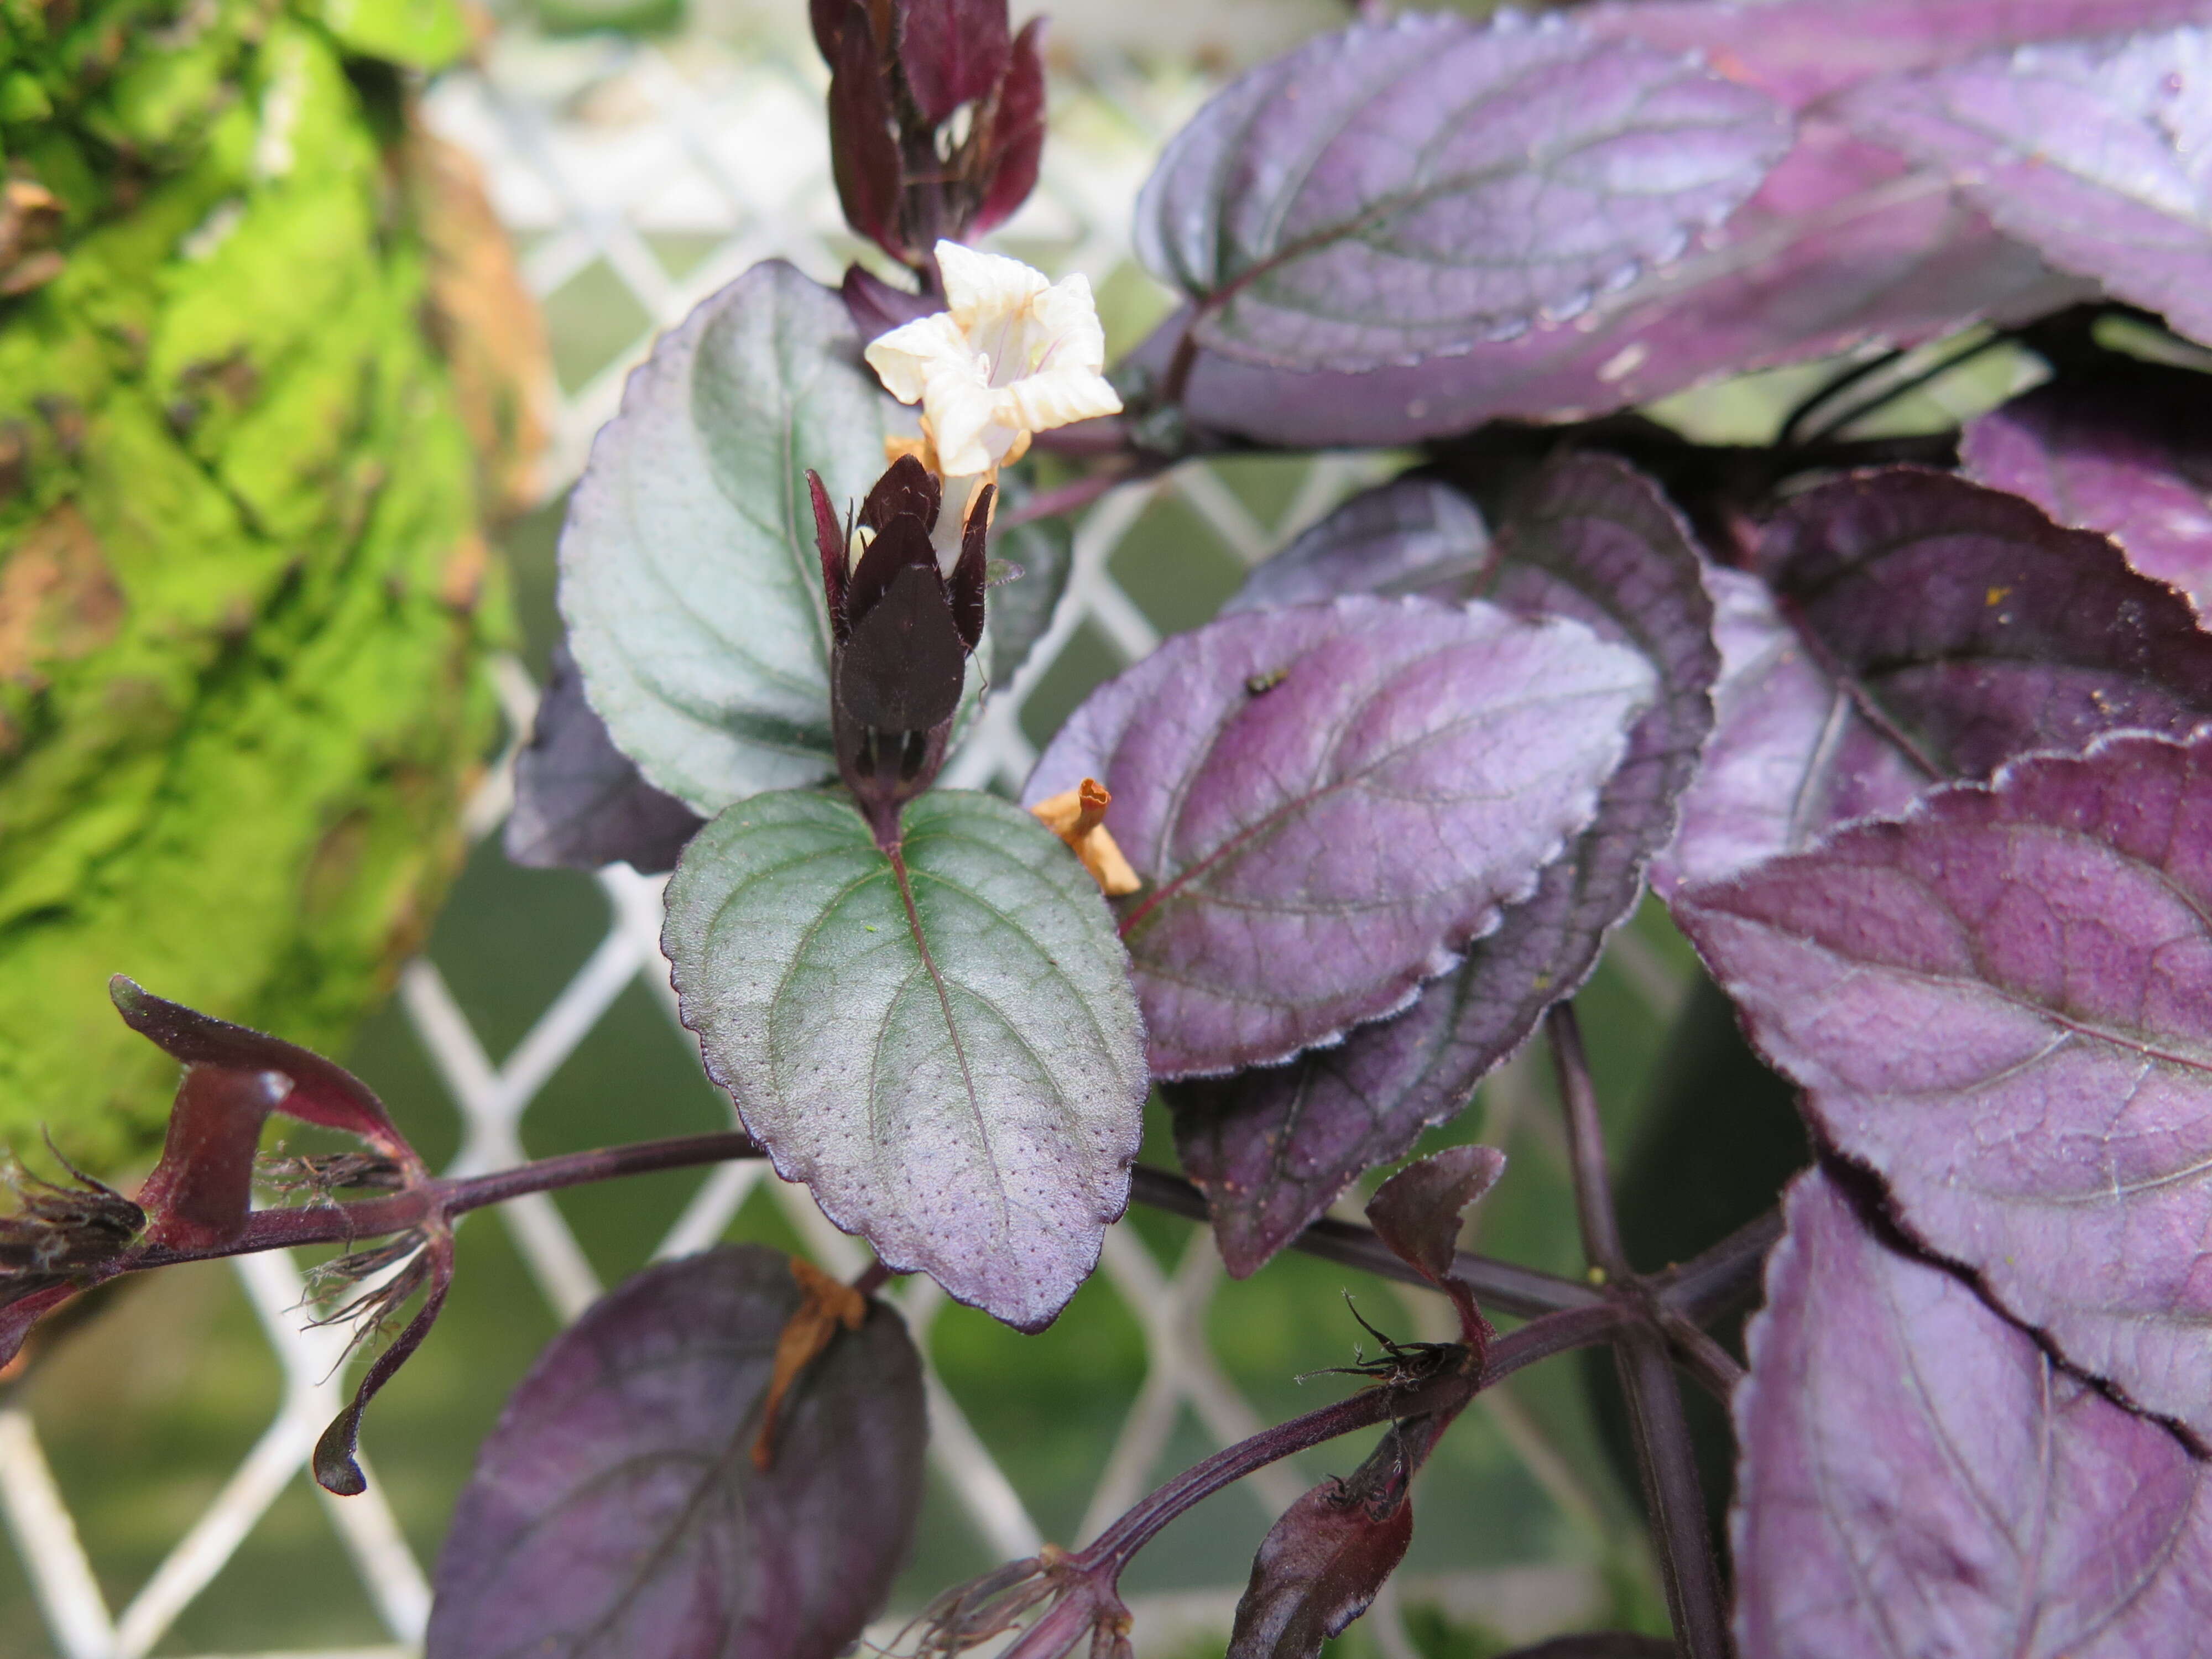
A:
[810,454,990,848]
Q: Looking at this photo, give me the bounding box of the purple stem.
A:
[996,467,1139,530]
[1616,1325,1733,1659]
[1656,1209,1783,1326]
[69,1141,1614,1334]
[993,1302,1626,1659]
[132,1130,770,1270]
[1548,1005,1730,1659]
[1027,416,1142,459]
[1662,1311,1746,1402]
[1128,1166,1600,1318]
[1081,1301,1625,1573]
[1547,1005,1627,1279]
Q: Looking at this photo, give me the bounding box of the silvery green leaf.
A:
[664,789,1147,1330]
[560,262,911,813]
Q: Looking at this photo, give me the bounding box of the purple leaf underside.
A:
[1843,26,2212,347]
[506,642,707,875]
[1736,1168,2212,1658]
[1175,460,1715,1272]
[426,1246,927,1659]
[1139,116,2078,448]
[1134,9,1788,373]
[1682,730,2212,1442]
[1220,478,1491,617]
[1656,466,2212,892]
[1585,0,2212,113]
[1963,371,2212,612]
[1025,596,1656,1079]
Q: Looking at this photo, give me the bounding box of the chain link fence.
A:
[0,22,1635,1655]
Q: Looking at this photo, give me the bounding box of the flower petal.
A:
[864,312,969,406]
[926,370,1007,476]
[936,239,1048,333]
[1005,362,1123,435]
[1030,272,1109,377]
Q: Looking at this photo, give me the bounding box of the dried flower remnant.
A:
[808,454,991,848]
[752,1257,868,1470]
[866,242,1122,481]
[1030,777,1140,896]
[0,1154,143,1277]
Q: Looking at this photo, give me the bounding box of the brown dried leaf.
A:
[753,1256,869,1469]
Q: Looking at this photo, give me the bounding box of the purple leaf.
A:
[1365,1146,1505,1341]
[1735,1167,2212,1659]
[1229,1433,1418,1659]
[1656,467,2212,890]
[0,1282,84,1373]
[1843,27,2212,346]
[1650,567,1882,895]
[1584,0,2212,112]
[896,0,1010,126]
[1024,597,1656,1077]
[1133,10,1788,373]
[1219,479,1491,617]
[1680,731,2212,1442]
[664,789,1146,1331]
[1176,459,1716,1271]
[1963,369,2212,611]
[1134,117,2078,447]
[506,642,706,875]
[839,262,941,340]
[427,1245,926,1659]
[807,0,842,60]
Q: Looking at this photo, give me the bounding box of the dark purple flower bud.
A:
[899,0,1011,125]
[970,18,1048,241]
[808,456,992,848]
[841,262,943,341]
[816,0,1049,271]
[827,2,910,262]
[1230,1427,1419,1659]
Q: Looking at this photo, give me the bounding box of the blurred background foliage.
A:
[0,0,538,1170]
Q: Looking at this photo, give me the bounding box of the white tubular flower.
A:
[864,241,1123,478]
